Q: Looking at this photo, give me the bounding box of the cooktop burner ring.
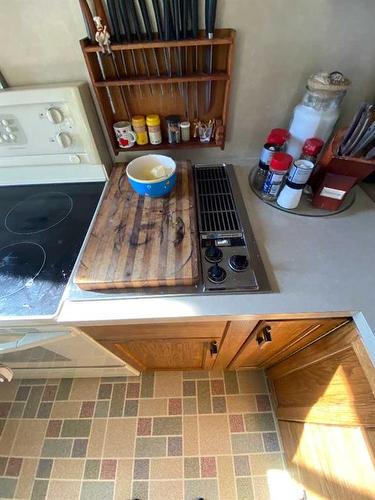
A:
[5,191,73,235]
[0,242,46,300]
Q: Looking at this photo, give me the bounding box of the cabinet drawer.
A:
[229,318,349,369]
[82,321,228,342]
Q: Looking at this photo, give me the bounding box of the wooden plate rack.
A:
[80,28,235,154]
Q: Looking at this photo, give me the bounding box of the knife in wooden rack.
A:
[92,0,131,119]
[79,0,116,114]
[191,0,199,118]
[205,0,217,113]
[138,0,163,94]
[126,0,154,96]
[117,0,143,96]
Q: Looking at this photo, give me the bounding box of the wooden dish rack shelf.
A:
[80,29,235,154]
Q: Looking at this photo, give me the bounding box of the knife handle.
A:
[172,0,180,40]
[205,0,217,38]
[79,0,96,40]
[107,0,121,42]
[138,0,153,41]
[191,0,198,38]
[163,0,171,40]
[152,0,164,40]
[182,0,188,39]
[127,0,142,40]
[118,0,132,42]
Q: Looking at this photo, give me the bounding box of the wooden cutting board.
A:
[75,161,199,290]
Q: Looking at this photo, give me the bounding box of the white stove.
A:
[0,82,137,378]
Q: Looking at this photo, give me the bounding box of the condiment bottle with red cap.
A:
[300,138,324,164]
[267,129,290,148]
[262,152,293,201]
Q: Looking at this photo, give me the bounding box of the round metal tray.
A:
[249,168,356,217]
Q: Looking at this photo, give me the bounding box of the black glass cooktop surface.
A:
[0,182,104,318]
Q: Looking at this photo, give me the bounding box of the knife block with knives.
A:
[79,0,236,155]
[312,128,375,186]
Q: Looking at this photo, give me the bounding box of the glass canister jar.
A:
[166,115,181,144]
[132,115,149,146]
[286,72,351,160]
[146,114,162,145]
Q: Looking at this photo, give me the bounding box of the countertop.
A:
[58,163,375,361]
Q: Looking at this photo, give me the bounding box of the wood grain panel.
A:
[279,420,375,500]
[268,322,375,426]
[230,318,348,369]
[100,338,221,370]
[81,321,227,341]
[75,162,199,289]
[214,320,258,369]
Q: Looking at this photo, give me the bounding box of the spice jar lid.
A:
[132,115,146,126]
[267,128,290,145]
[146,114,160,126]
[267,133,285,147]
[303,138,324,157]
[270,152,293,171]
[180,121,190,129]
[166,115,180,124]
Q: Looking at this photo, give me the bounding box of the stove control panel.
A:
[0,83,110,183]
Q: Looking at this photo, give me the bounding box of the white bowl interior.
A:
[126,155,176,184]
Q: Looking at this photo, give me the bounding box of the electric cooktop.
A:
[0,182,104,319]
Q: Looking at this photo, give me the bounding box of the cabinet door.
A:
[267,321,375,426]
[99,337,221,371]
[267,321,375,499]
[81,321,227,371]
[229,318,348,369]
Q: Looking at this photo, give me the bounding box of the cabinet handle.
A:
[210,341,218,357]
[256,326,272,348]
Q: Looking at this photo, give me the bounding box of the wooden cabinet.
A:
[267,321,375,499]
[228,318,348,369]
[81,317,350,371]
[81,321,227,371]
[267,321,375,426]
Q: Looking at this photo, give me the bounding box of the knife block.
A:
[80,29,236,155]
[310,128,375,190]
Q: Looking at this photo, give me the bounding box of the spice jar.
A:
[132,115,148,145]
[253,142,283,191]
[180,121,191,142]
[300,138,324,164]
[166,115,180,144]
[146,114,162,145]
[262,152,293,201]
[277,159,315,209]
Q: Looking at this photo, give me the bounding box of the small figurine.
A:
[94,16,111,54]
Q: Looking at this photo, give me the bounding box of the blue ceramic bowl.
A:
[126,154,177,198]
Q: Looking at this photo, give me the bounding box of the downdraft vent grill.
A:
[195,166,241,233]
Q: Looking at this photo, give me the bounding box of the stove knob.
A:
[205,246,223,263]
[46,107,64,124]
[208,263,227,284]
[56,132,72,148]
[229,255,249,272]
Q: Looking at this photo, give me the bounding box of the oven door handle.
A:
[0,331,73,354]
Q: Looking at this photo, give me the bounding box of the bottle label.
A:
[149,131,162,145]
[260,146,276,165]
[262,172,285,195]
[288,162,313,185]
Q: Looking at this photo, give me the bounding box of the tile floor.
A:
[0,370,285,499]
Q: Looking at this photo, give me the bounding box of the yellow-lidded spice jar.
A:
[146,114,162,145]
[132,115,149,145]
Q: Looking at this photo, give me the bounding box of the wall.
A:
[1,0,375,161]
